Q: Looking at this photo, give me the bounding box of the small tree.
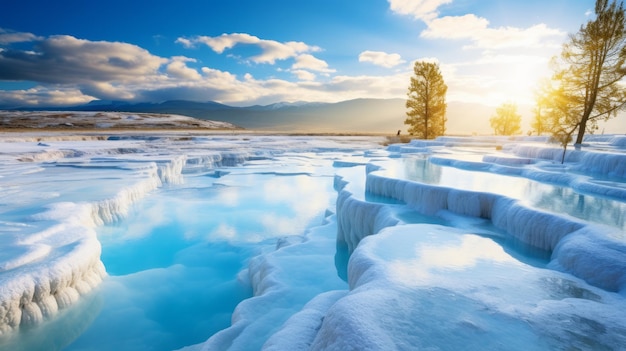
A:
[535,81,581,163]
[549,0,626,145]
[552,127,576,164]
[490,102,522,136]
[405,61,447,139]
[530,105,550,135]
[531,80,557,135]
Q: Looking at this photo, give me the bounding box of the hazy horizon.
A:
[2,98,623,135]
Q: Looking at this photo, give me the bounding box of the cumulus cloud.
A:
[421,14,565,49]
[177,33,321,64]
[166,56,202,80]
[0,35,168,84]
[0,86,95,108]
[388,2,565,51]
[174,37,193,48]
[292,69,316,81]
[150,70,407,106]
[387,0,452,21]
[359,51,406,68]
[292,54,335,75]
[201,67,239,82]
[324,73,408,98]
[79,81,138,101]
[386,1,567,106]
[0,28,42,44]
[0,28,408,108]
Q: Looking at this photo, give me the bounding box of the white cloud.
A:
[198,33,261,53]
[0,28,42,44]
[201,67,239,82]
[0,35,168,84]
[256,40,315,64]
[326,73,408,98]
[292,69,316,81]
[80,81,137,101]
[413,57,440,65]
[166,56,202,80]
[173,70,408,106]
[292,54,335,73]
[422,14,488,39]
[0,30,408,107]
[0,86,95,107]
[0,61,410,108]
[359,51,406,68]
[174,37,193,48]
[386,2,567,107]
[177,33,321,64]
[0,10,562,110]
[421,14,565,50]
[387,0,452,21]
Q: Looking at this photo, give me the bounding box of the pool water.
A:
[61,157,341,351]
[376,156,626,232]
[2,136,625,351]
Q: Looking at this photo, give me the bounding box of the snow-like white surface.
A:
[0,132,381,339]
[307,225,626,350]
[0,131,625,350]
[0,111,238,130]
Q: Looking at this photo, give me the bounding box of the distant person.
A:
[397,130,401,136]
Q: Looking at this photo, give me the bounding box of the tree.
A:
[531,80,558,135]
[530,106,548,135]
[535,80,584,163]
[548,0,626,145]
[405,61,447,139]
[490,102,522,135]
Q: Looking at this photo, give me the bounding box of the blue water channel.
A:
[3,143,625,351]
[64,158,340,351]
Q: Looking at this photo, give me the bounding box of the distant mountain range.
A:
[6,98,545,135]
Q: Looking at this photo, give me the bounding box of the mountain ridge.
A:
[4,98,572,135]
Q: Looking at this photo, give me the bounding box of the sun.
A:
[444,52,555,110]
[486,57,553,108]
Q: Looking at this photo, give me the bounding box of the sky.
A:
[0,0,597,108]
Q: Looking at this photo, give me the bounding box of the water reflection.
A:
[525,182,626,234]
[417,235,512,269]
[381,157,626,232]
[402,155,442,185]
[388,232,517,286]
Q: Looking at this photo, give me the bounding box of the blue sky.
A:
[0,0,595,107]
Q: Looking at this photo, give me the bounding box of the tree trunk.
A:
[575,118,587,144]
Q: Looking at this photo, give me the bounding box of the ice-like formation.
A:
[0,111,238,130]
[185,213,348,351]
[573,152,626,179]
[508,144,584,163]
[0,222,105,334]
[2,132,626,350]
[306,225,626,350]
[336,170,592,255]
[0,154,188,334]
[343,137,626,293]
[264,133,626,347]
[428,144,626,201]
[335,190,399,253]
[0,134,285,335]
[610,135,626,148]
[183,134,626,350]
